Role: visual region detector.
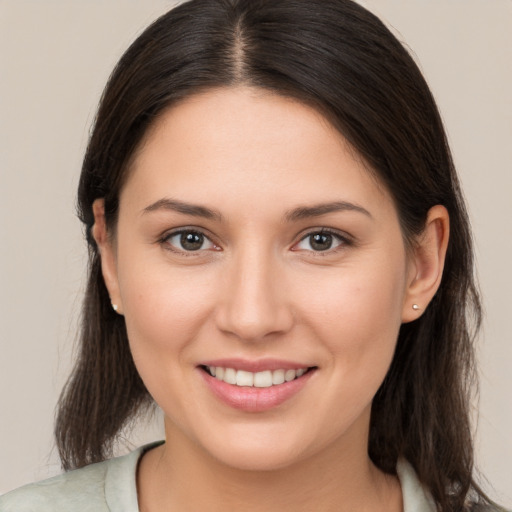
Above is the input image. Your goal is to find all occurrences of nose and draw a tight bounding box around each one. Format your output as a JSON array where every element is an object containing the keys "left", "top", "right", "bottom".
[{"left": 215, "top": 246, "right": 294, "bottom": 342}]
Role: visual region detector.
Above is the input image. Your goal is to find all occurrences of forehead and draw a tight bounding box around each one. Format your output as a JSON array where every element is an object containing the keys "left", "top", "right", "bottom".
[{"left": 122, "top": 86, "right": 395, "bottom": 221}]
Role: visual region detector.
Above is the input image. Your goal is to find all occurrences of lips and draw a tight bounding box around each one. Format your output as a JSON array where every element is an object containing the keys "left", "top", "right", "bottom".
[{"left": 198, "top": 359, "right": 316, "bottom": 412}]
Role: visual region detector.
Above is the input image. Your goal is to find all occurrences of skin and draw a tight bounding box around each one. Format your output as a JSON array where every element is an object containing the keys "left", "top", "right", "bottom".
[{"left": 93, "top": 87, "right": 449, "bottom": 512}]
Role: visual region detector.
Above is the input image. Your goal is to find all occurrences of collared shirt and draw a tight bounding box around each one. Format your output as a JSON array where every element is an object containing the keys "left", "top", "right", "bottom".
[{"left": 0, "top": 442, "right": 437, "bottom": 511}]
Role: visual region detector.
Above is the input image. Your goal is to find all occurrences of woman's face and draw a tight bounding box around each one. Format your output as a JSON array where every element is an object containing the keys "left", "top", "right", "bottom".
[{"left": 101, "top": 87, "right": 420, "bottom": 471}]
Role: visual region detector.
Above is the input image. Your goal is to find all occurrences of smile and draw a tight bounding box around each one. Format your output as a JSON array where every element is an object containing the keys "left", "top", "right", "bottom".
[
  {"left": 199, "top": 360, "right": 317, "bottom": 412},
  {"left": 205, "top": 366, "right": 309, "bottom": 388}
]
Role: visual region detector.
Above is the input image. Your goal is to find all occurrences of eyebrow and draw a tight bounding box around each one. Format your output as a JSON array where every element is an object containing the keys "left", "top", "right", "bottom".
[
  {"left": 142, "top": 198, "right": 223, "bottom": 221},
  {"left": 142, "top": 198, "right": 371, "bottom": 223},
  {"left": 285, "top": 201, "right": 372, "bottom": 222}
]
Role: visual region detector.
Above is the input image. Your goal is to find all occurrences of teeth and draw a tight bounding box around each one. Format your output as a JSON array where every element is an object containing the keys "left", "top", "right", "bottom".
[
  {"left": 206, "top": 366, "right": 309, "bottom": 387},
  {"left": 236, "top": 370, "right": 254, "bottom": 387},
  {"left": 254, "top": 370, "right": 272, "bottom": 388},
  {"left": 224, "top": 368, "right": 237, "bottom": 385},
  {"left": 272, "top": 369, "right": 285, "bottom": 385},
  {"left": 285, "top": 369, "right": 296, "bottom": 382}
]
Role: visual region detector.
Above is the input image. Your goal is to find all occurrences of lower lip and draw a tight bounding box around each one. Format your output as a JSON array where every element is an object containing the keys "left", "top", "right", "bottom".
[{"left": 199, "top": 368, "right": 315, "bottom": 413}]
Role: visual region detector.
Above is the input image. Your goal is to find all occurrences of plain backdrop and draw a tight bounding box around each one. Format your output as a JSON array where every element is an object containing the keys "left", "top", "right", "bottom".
[{"left": 1, "top": 0, "right": 511, "bottom": 505}]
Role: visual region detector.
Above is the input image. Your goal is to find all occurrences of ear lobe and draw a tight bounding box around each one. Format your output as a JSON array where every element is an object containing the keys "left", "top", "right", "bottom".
[
  {"left": 402, "top": 205, "right": 449, "bottom": 323},
  {"left": 92, "top": 199, "right": 124, "bottom": 315}
]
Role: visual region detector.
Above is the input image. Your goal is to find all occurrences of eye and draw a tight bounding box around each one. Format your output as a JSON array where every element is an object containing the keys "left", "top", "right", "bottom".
[
  {"left": 293, "top": 230, "right": 347, "bottom": 252},
  {"left": 164, "top": 230, "right": 218, "bottom": 252}
]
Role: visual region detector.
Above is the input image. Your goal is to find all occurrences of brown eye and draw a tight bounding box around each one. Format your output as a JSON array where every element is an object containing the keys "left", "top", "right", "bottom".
[
  {"left": 309, "top": 233, "right": 334, "bottom": 251},
  {"left": 180, "top": 232, "right": 205, "bottom": 251},
  {"left": 165, "top": 230, "right": 216, "bottom": 252},
  {"left": 294, "top": 230, "right": 346, "bottom": 253}
]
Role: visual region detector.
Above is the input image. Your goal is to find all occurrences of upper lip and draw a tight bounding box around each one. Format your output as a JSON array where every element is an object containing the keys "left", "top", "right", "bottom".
[{"left": 198, "top": 358, "right": 315, "bottom": 373}]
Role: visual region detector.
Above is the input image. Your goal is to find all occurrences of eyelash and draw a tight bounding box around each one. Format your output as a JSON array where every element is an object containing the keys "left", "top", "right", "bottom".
[{"left": 158, "top": 227, "right": 353, "bottom": 256}]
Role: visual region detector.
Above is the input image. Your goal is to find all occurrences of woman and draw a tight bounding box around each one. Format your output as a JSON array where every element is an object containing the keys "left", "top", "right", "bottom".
[{"left": 1, "top": 0, "right": 506, "bottom": 510}]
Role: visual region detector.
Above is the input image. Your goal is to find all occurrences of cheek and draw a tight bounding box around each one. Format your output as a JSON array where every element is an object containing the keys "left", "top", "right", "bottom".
[
  {"left": 299, "top": 255, "right": 406, "bottom": 335},
  {"left": 116, "top": 260, "right": 221, "bottom": 426},
  {"left": 295, "top": 253, "right": 407, "bottom": 380},
  {"left": 292, "top": 267, "right": 405, "bottom": 438},
  {"left": 116, "top": 249, "right": 216, "bottom": 369}
]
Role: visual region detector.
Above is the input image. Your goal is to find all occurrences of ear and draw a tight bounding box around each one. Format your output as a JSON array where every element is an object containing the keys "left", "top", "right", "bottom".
[
  {"left": 402, "top": 205, "right": 449, "bottom": 323},
  {"left": 92, "top": 199, "right": 124, "bottom": 315}
]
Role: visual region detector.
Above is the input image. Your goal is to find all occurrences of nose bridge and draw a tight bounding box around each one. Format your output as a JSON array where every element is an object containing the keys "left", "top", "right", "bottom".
[{"left": 216, "top": 240, "right": 292, "bottom": 341}]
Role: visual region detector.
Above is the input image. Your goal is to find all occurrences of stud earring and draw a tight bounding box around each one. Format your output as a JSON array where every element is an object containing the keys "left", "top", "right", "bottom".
[
  {"left": 412, "top": 304, "right": 420, "bottom": 311},
  {"left": 112, "top": 303, "right": 118, "bottom": 312}
]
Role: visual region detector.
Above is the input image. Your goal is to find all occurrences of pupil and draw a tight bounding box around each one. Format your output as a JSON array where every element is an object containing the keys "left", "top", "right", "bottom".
[
  {"left": 310, "top": 233, "right": 332, "bottom": 251},
  {"left": 181, "top": 232, "right": 203, "bottom": 251}
]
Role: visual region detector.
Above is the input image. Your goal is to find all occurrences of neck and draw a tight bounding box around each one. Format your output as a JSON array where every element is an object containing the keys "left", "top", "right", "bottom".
[{"left": 137, "top": 420, "right": 402, "bottom": 512}]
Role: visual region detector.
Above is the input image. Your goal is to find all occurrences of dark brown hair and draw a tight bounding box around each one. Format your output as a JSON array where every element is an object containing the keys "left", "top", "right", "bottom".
[{"left": 56, "top": 1, "right": 499, "bottom": 510}]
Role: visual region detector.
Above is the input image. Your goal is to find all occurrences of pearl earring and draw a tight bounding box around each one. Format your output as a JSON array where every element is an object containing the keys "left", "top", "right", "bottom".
[
  {"left": 112, "top": 303, "right": 118, "bottom": 312},
  {"left": 412, "top": 304, "right": 420, "bottom": 311}
]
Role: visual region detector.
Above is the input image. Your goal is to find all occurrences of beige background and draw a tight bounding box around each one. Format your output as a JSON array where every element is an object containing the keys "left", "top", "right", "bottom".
[{"left": 0, "top": 0, "right": 510, "bottom": 505}]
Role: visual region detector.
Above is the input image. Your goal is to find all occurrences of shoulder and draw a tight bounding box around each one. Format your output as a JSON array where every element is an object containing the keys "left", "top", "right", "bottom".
[
  {"left": 0, "top": 459, "right": 110, "bottom": 511},
  {"left": 0, "top": 442, "right": 162, "bottom": 512},
  {"left": 397, "top": 460, "right": 509, "bottom": 512}
]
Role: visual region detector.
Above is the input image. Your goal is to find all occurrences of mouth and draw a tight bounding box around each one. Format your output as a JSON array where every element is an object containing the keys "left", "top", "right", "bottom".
[
  {"left": 198, "top": 362, "right": 317, "bottom": 412},
  {"left": 200, "top": 365, "right": 315, "bottom": 388}
]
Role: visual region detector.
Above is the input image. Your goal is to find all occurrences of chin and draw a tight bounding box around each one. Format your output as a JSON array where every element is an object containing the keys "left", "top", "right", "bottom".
[{"left": 190, "top": 418, "right": 340, "bottom": 473}]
